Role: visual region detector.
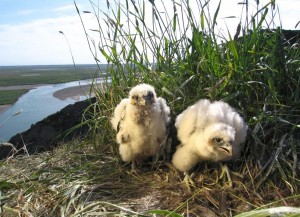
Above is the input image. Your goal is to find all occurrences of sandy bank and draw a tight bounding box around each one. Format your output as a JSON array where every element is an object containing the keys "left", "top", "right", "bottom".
[
  {"left": 53, "top": 85, "right": 96, "bottom": 100},
  {"left": 0, "top": 104, "right": 12, "bottom": 114}
]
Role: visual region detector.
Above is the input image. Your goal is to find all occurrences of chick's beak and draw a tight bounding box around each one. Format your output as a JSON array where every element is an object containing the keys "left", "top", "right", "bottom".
[
  {"left": 139, "top": 98, "right": 146, "bottom": 106},
  {"left": 219, "top": 142, "right": 233, "bottom": 156}
]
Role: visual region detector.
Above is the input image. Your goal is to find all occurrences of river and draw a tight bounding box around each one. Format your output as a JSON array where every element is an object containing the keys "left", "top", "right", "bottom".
[{"left": 0, "top": 80, "right": 94, "bottom": 142}]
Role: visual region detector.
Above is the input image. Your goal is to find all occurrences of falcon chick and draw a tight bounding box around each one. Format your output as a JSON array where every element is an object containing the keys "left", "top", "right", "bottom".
[
  {"left": 172, "top": 99, "right": 247, "bottom": 185},
  {"left": 111, "top": 83, "right": 170, "bottom": 170}
]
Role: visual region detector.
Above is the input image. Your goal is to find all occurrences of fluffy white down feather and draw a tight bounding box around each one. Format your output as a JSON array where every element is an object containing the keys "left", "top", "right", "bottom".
[
  {"left": 111, "top": 83, "right": 170, "bottom": 164},
  {"left": 172, "top": 99, "right": 247, "bottom": 172}
]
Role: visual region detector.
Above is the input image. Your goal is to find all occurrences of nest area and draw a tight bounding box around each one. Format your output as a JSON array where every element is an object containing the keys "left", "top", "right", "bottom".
[{"left": 0, "top": 137, "right": 299, "bottom": 217}]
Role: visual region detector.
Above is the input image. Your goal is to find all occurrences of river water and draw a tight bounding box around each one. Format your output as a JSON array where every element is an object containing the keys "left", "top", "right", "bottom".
[{"left": 0, "top": 80, "right": 92, "bottom": 142}]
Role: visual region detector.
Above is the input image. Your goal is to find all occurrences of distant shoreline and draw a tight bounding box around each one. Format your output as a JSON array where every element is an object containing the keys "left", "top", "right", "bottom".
[
  {"left": 0, "top": 84, "right": 98, "bottom": 114},
  {"left": 0, "top": 84, "right": 46, "bottom": 91}
]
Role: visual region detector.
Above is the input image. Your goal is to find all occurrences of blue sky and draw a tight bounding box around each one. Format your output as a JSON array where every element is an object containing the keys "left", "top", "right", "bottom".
[
  {"left": 0, "top": 0, "right": 299, "bottom": 66},
  {"left": 0, "top": 0, "right": 97, "bottom": 66},
  {"left": 0, "top": 0, "right": 73, "bottom": 24}
]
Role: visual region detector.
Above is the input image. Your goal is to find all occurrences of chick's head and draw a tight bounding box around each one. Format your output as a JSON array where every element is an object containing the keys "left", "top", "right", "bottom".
[
  {"left": 129, "top": 84, "right": 156, "bottom": 106},
  {"left": 202, "top": 123, "right": 237, "bottom": 161}
]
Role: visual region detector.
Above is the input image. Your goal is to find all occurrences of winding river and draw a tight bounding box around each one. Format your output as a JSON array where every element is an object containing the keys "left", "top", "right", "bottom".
[{"left": 0, "top": 80, "right": 93, "bottom": 142}]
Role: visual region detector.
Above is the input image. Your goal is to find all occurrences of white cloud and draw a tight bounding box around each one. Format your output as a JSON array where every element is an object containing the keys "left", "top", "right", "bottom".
[
  {"left": 0, "top": 13, "right": 101, "bottom": 66},
  {"left": 17, "top": 9, "right": 39, "bottom": 16},
  {"left": 52, "top": 5, "right": 77, "bottom": 12},
  {"left": 277, "top": 0, "right": 300, "bottom": 29}
]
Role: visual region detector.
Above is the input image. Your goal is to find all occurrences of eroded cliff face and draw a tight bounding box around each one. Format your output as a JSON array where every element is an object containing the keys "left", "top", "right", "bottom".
[{"left": 0, "top": 98, "right": 96, "bottom": 159}]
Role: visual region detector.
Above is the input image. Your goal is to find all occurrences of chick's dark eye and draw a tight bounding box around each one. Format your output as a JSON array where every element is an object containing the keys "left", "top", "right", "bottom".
[
  {"left": 132, "top": 95, "right": 138, "bottom": 100},
  {"left": 213, "top": 137, "right": 223, "bottom": 143}
]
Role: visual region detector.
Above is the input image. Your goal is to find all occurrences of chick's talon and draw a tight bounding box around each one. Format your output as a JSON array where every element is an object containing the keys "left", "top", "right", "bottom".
[
  {"left": 182, "top": 172, "right": 195, "bottom": 192},
  {"left": 131, "top": 161, "right": 136, "bottom": 172},
  {"left": 219, "top": 163, "right": 243, "bottom": 187}
]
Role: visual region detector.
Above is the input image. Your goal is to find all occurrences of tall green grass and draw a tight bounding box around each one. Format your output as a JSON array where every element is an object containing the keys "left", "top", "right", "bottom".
[
  {"left": 77, "top": 0, "right": 300, "bottom": 213},
  {"left": 81, "top": 0, "right": 299, "bottom": 188}
]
